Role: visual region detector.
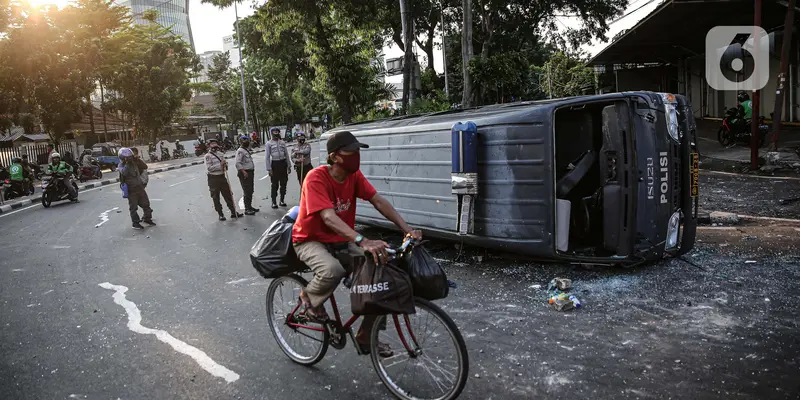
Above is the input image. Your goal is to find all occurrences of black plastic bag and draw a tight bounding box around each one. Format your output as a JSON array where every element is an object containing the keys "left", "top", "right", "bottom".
[
  {"left": 351, "top": 259, "right": 415, "bottom": 316},
  {"left": 403, "top": 245, "right": 449, "bottom": 300},
  {"left": 249, "top": 216, "right": 304, "bottom": 278}
]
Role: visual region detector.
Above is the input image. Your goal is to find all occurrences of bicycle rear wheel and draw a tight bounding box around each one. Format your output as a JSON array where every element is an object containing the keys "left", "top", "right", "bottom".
[
  {"left": 369, "top": 298, "right": 469, "bottom": 400},
  {"left": 266, "top": 274, "right": 329, "bottom": 365}
]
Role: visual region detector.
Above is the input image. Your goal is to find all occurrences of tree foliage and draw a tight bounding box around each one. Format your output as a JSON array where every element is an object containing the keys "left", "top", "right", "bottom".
[{"left": 0, "top": 0, "right": 198, "bottom": 142}]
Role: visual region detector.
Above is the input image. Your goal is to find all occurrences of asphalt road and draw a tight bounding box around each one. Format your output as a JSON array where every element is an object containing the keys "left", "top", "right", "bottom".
[{"left": 0, "top": 157, "right": 798, "bottom": 400}]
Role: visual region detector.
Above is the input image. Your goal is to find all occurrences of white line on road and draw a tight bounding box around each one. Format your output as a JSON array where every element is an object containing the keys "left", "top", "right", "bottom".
[
  {"left": 226, "top": 277, "right": 256, "bottom": 285},
  {"left": 98, "top": 282, "right": 240, "bottom": 383},
  {"left": 169, "top": 177, "right": 199, "bottom": 187},
  {"left": 53, "top": 245, "right": 71, "bottom": 249},
  {"left": 0, "top": 184, "right": 114, "bottom": 218},
  {"left": 259, "top": 175, "right": 269, "bottom": 181},
  {"left": 95, "top": 207, "right": 120, "bottom": 228},
  {"left": 238, "top": 196, "right": 245, "bottom": 211}
]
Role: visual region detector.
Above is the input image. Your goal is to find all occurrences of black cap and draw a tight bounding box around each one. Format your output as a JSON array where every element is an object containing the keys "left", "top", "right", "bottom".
[{"left": 327, "top": 131, "right": 368, "bottom": 154}]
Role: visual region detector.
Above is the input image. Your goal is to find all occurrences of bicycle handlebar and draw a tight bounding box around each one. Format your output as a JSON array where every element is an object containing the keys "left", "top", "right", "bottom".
[{"left": 384, "top": 236, "right": 416, "bottom": 256}]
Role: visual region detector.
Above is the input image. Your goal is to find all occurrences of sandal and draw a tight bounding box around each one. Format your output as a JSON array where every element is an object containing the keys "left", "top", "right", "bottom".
[
  {"left": 356, "top": 341, "right": 394, "bottom": 358},
  {"left": 299, "top": 291, "right": 329, "bottom": 322}
]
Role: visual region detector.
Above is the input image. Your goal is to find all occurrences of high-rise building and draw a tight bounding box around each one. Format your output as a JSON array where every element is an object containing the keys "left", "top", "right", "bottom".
[
  {"left": 222, "top": 35, "right": 240, "bottom": 68},
  {"left": 115, "top": 0, "right": 194, "bottom": 51},
  {"left": 196, "top": 50, "right": 222, "bottom": 83}
]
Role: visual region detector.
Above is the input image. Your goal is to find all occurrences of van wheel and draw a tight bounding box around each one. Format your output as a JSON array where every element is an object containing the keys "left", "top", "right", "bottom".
[{"left": 42, "top": 192, "right": 51, "bottom": 208}]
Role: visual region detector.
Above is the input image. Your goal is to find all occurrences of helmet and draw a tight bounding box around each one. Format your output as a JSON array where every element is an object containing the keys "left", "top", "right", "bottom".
[
  {"left": 207, "top": 138, "right": 218, "bottom": 143},
  {"left": 270, "top": 127, "right": 280, "bottom": 133},
  {"left": 737, "top": 91, "right": 750, "bottom": 103},
  {"left": 175, "top": 140, "right": 180, "bottom": 143},
  {"left": 51, "top": 152, "right": 61, "bottom": 159},
  {"left": 239, "top": 135, "right": 249, "bottom": 141},
  {"left": 118, "top": 147, "right": 133, "bottom": 158},
  {"left": 12, "top": 157, "right": 21, "bottom": 163},
  {"left": 83, "top": 149, "right": 91, "bottom": 155},
  {"left": 295, "top": 132, "right": 306, "bottom": 138}
]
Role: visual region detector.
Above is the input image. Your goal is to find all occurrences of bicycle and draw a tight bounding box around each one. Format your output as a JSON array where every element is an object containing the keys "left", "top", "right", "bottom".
[{"left": 265, "top": 237, "right": 469, "bottom": 400}]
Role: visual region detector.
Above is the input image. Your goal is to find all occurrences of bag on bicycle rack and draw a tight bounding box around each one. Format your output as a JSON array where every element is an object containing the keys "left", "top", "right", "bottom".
[
  {"left": 350, "top": 259, "right": 415, "bottom": 316},
  {"left": 403, "top": 245, "right": 449, "bottom": 301},
  {"left": 249, "top": 215, "right": 303, "bottom": 278}
]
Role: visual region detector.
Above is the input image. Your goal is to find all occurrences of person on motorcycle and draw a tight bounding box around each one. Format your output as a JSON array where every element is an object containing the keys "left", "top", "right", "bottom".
[
  {"left": 46, "top": 152, "right": 78, "bottom": 202},
  {"left": 738, "top": 91, "right": 753, "bottom": 121},
  {"left": 222, "top": 136, "right": 233, "bottom": 151},
  {"left": 80, "top": 149, "right": 101, "bottom": 178},
  {"left": 118, "top": 147, "right": 154, "bottom": 229},
  {"left": 175, "top": 140, "right": 184, "bottom": 153},
  {"left": 292, "top": 130, "right": 422, "bottom": 357},
  {"left": 8, "top": 157, "right": 31, "bottom": 195},
  {"left": 20, "top": 154, "right": 38, "bottom": 179}
]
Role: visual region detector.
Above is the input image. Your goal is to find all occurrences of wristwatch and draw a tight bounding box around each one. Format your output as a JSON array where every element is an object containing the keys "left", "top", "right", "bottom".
[{"left": 354, "top": 235, "right": 364, "bottom": 246}]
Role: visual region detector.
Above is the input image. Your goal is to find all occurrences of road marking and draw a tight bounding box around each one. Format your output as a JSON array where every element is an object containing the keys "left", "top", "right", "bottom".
[
  {"left": 53, "top": 245, "right": 71, "bottom": 249},
  {"left": 12, "top": 269, "right": 23, "bottom": 272},
  {"left": 259, "top": 175, "right": 269, "bottom": 181},
  {"left": 238, "top": 196, "right": 245, "bottom": 211},
  {"left": 95, "top": 207, "right": 120, "bottom": 228},
  {"left": 0, "top": 184, "right": 113, "bottom": 218},
  {"left": 226, "top": 277, "right": 256, "bottom": 285},
  {"left": 98, "top": 282, "right": 240, "bottom": 383},
  {"left": 150, "top": 198, "right": 163, "bottom": 201},
  {"left": 169, "top": 177, "right": 199, "bottom": 187}
]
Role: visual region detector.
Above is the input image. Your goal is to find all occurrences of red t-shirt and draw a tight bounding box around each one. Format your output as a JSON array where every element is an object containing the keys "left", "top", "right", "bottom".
[{"left": 292, "top": 166, "right": 377, "bottom": 243}]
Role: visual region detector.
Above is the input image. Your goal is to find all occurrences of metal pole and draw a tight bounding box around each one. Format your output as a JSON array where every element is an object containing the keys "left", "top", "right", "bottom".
[
  {"left": 770, "top": 0, "right": 795, "bottom": 149},
  {"left": 441, "top": 3, "right": 449, "bottom": 97},
  {"left": 750, "top": 0, "right": 761, "bottom": 169},
  {"left": 234, "top": 2, "right": 250, "bottom": 134}
]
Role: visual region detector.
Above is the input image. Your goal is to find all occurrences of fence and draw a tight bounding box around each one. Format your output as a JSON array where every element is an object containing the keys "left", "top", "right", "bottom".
[{"left": 0, "top": 141, "right": 79, "bottom": 167}]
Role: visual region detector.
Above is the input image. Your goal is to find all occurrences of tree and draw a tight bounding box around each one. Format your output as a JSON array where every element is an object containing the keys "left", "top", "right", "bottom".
[
  {"left": 533, "top": 51, "right": 595, "bottom": 98},
  {"left": 104, "top": 10, "right": 200, "bottom": 142},
  {"left": 461, "top": 0, "right": 474, "bottom": 107}
]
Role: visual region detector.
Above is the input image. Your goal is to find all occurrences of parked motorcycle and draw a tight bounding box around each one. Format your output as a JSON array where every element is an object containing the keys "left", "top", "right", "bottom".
[
  {"left": 718, "top": 107, "right": 769, "bottom": 148},
  {"left": 194, "top": 142, "right": 207, "bottom": 156},
  {"left": 77, "top": 160, "right": 103, "bottom": 182},
  {"left": 41, "top": 173, "right": 78, "bottom": 207}
]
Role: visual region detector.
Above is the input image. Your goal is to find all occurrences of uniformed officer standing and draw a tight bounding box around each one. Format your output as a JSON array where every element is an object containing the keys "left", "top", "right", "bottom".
[
  {"left": 235, "top": 135, "right": 259, "bottom": 215},
  {"left": 205, "top": 138, "right": 243, "bottom": 221},
  {"left": 265, "top": 127, "right": 290, "bottom": 209}
]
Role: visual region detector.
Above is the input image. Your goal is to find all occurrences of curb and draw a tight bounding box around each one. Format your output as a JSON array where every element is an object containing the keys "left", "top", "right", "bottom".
[{"left": 0, "top": 149, "right": 265, "bottom": 215}]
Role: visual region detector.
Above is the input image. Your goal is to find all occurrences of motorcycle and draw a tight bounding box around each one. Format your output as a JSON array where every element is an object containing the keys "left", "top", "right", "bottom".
[
  {"left": 3, "top": 179, "right": 34, "bottom": 199},
  {"left": 222, "top": 141, "right": 233, "bottom": 152},
  {"left": 194, "top": 142, "right": 207, "bottom": 156},
  {"left": 173, "top": 148, "right": 188, "bottom": 159},
  {"left": 41, "top": 173, "right": 78, "bottom": 207},
  {"left": 718, "top": 107, "right": 769, "bottom": 148},
  {"left": 160, "top": 147, "right": 171, "bottom": 161},
  {"left": 77, "top": 160, "right": 103, "bottom": 182}
]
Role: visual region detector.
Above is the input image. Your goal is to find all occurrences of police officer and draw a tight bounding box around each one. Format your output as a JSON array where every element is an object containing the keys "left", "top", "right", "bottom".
[
  {"left": 235, "top": 135, "right": 259, "bottom": 215},
  {"left": 204, "top": 138, "right": 243, "bottom": 221},
  {"left": 266, "top": 127, "right": 290, "bottom": 208},
  {"left": 291, "top": 132, "right": 313, "bottom": 188}
]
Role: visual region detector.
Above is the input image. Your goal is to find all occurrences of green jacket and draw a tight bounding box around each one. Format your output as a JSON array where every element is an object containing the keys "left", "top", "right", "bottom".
[
  {"left": 46, "top": 161, "right": 73, "bottom": 175},
  {"left": 9, "top": 163, "right": 25, "bottom": 181},
  {"left": 740, "top": 100, "right": 753, "bottom": 120}
]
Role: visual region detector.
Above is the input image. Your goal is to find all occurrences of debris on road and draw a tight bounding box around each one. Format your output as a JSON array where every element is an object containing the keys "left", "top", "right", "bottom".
[{"left": 547, "top": 278, "right": 572, "bottom": 291}]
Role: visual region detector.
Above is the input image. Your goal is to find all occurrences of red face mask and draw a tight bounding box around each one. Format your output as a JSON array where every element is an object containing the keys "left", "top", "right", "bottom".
[{"left": 337, "top": 151, "right": 360, "bottom": 173}]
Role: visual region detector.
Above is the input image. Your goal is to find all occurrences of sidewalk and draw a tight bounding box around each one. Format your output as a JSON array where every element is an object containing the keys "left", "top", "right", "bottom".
[
  {"left": 0, "top": 148, "right": 265, "bottom": 214},
  {"left": 696, "top": 118, "right": 800, "bottom": 175}
]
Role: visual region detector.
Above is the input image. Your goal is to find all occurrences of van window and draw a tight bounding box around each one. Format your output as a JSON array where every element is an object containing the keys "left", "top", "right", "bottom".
[{"left": 92, "top": 147, "right": 103, "bottom": 156}]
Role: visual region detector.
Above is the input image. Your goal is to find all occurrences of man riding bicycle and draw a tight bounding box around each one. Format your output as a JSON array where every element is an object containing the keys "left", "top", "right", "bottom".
[{"left": 292, "top": 130, "right": 422, "bottom": 357}]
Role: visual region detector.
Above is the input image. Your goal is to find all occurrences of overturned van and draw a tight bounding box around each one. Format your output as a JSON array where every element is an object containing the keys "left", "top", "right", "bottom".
[{"left": 320, "top": 92, "right": 699, "bottom": 265}]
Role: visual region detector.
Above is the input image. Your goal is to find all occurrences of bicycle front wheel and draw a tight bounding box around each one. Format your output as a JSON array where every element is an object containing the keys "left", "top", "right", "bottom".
[
  {"left": 370, "top": 298, "right": 469, "bottom": 400},
  {"left": 266, "top": 274, "right": 329, "bottom": 366}
]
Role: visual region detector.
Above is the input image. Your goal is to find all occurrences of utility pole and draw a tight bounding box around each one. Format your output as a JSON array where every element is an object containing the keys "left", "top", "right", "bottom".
[
  {"left": 750, "top": 0, "right": 762, "bottom": 169},
  {"left": 441, "top": 2, "right": 449, "bottom": 97},
  {"left": 400, "top": 0, "right": 412, "bottom": 112},
  {"left": 234, "top": 2, "right": 250, "bottom": 134},
  {"left": 769, "top": 0, "right": 795, "bottom": 150},
  {"left": 461, "top": 0, "right": 473, "bottom": 107}
]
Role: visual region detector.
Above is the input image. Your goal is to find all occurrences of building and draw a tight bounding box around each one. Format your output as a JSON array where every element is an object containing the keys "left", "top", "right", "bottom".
[
  {"left": 195, "top": 50, "right": 222, "bottom": 94},
  {"left": 589, "top": 0, "right": 797, "bottom": 124},
  {"left": 115, "top": 0, "right": 194, "bottom": 51},
  {"left": 223, "top": 35, "right": 240, "bottom": 68}
]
